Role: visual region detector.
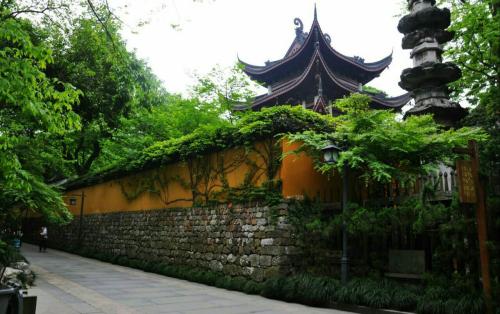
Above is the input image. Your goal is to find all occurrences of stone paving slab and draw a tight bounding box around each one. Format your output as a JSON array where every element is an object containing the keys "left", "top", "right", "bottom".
[{"left": 21, "top": 244, "right": 352, "bottom": 314}]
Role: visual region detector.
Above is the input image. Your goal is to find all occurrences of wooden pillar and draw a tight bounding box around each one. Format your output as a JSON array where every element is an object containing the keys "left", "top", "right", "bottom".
[
  {"left": 468, "top": 141, "right": 492, "bottom": 313},
  {"left": 456, "top": 140, "right": 492, "bottom": 313}
]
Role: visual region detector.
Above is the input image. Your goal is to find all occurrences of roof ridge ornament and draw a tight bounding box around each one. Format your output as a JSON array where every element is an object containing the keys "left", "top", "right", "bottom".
[
  {"left": 314, "top": 3, "right": 318, "bottom": 21},
  {"left": 324, "top": 34, "right": 332, "bottom": 44},
  {"left": 353, "top": 56, "right": 365, "bottom": 63},
  {"left": 294, "top": 18, "right": 304, "bottom": 36}
]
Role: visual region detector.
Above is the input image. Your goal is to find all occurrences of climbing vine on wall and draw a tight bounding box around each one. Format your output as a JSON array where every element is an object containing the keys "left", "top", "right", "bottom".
[
  {"left": 65, "top": 106, "right": 335, "bottom": 191},
  {"left": 119, "top": 140, "right": 284, "bottom": 207},
  {"left": 118, "top": 174, "right": 158, "bottom": 201},
  {"left": 66, "top": 106, "right": 332, "bottom": 207}
]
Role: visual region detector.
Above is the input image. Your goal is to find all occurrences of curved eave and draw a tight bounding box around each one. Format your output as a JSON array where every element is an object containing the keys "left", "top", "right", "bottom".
[
  {"left": 245, "top": 48, "right": 408, "bottom": 111},
  {"left": 238, "top": 58, "right": 280, "bottom": 71},
  {"left": 250, "top": 49, "right": 322, "bottom": 109},
  {"left": 317, "top": 51, "right": 408, "bottom": 109},
  {"left": 240, "top": 18, "right": 393, "bottom": 83},
  {"left": 369, "top": 92, "right": 411, "bottom": 110},
  {"left": 315, "top": 22, "right": 393, "bottom": 73}
]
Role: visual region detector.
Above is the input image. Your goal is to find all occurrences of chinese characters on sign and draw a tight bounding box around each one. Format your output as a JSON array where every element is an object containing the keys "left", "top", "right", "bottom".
[{"left": 456, "top": 160, "right": 476, "bottom": 204}]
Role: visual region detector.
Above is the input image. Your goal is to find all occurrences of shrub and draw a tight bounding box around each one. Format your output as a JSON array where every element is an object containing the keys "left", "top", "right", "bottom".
[
  {"left": 262, "top": 274, "right": 340, "bottom": 306},
  {"left": 226, "top": 276, "right": 248, "bottom": 291},
  {"left": 243, "top": 280, "right": 263, "bottom": 295},
  {"left": 391, "top": 288, "right": 418, "bottom": 311},
  {"left": 261, "top": 276, "right": 285, "bottom": 299},
  {"left": 416, "top": 290, "right": 484, "bottom": 314}
]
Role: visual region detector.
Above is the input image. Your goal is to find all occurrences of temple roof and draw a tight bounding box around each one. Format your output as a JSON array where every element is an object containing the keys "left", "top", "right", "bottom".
[
  {"left": 235, "top": 47, "right": 411, "bottom": 111},
  {"left": 237, "top": 6, "right": 410, "bottom": 113},
  {"left": 239, "top": 7, "right": 393, "bottom": 86}
]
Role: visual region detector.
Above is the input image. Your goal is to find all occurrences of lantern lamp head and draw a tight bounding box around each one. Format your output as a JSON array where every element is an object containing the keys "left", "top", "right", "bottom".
[{"left": 322, "top": 141, "right": 341, "bottom": 164}]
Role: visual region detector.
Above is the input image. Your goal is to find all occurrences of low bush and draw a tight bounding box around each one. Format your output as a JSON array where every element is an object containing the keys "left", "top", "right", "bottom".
[{"left": 242, "top": 280, "right": 263, "bottom": 295}]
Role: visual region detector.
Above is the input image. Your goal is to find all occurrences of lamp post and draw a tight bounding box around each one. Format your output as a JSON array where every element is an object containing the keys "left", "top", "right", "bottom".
[{"left": 322, "top": 141, "right": 349, "bottom": 284}]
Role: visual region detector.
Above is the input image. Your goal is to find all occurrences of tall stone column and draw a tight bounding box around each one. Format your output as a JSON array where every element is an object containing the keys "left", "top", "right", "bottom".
[{"left": 398, "top": 0, "right": 467, "bottom": 127}]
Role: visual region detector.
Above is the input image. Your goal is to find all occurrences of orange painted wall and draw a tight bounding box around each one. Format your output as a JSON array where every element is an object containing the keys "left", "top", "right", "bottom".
[
  {"left": 65, "top": 141, "right": 341, "bottom": 215},
  {"left": 65, "top": 144, "right": 272, "bottom": 215},
  {"left": 281, "top": 141, "right": 341, "bottom": 202}
]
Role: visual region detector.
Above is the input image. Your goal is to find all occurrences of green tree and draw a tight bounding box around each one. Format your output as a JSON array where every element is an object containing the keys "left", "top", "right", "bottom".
[
  {"left": 191, "top": 63, "right": 258, "bottom": 123},
  {"left": 92, "top": 63, "right": 254, "bottom": 171},
  {"left": 287, "top": 93, "right": 486, "bottom": 183},
  {"left": 443, "top": 0, "right": 499, "bottom": 112},
  {"left": 437, "top": 0, "right": 500, "bottom": 286},
  {"left": 0, "top": 4, "right": 80, "bottom": 226},
  {"left": 441, "top": 0, "right": 499, "bottom": 173},
  {"left": 286, "top": 94, "right": 487, "bottom": 284},
  {"left": 46, "top": 13, "right": 164, "bottom": 175},
  {"left": 361, "top": 85, "right": 388, "bottom": 97},
  {"left": 93, "top": 94, "right": 229, "bottom": 170}
]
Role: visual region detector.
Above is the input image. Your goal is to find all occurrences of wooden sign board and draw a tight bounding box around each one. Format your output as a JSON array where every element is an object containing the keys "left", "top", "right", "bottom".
[{"left": 456, "top": 160, "right": 476, "bottom": 203}]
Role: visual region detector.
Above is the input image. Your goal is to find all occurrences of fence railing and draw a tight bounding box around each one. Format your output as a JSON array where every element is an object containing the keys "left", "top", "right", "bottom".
[{"left": 378, "top": 165, "right": 458, "bottom": 205}]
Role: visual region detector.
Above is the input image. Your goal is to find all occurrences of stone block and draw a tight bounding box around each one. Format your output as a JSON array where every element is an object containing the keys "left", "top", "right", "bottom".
[
  {"left": 264, "top": 266, "right": 281, "bottom": 278},
  {"left": 249, "top": 254, "right": 259, "bottom": 267},
  {"left": 250, "top": 268, "right": 265, "bottom": 282},
  {"left": 261, "top": 245, "right": 284, "bottom": 256},
  {"left": 222, "top": 264, "right": 240, "bottom": 276},
  {"left": 242, "top": 266, "right": 255, "bottom": 276},
  {"left": 239, "top": 255, "right": 249, "bottom": 266},
  {"left": 259, "top": 255, "right": 272, "bottom": 267},
  {"left": 260, "top": 238, "right": 274, "bottom": 246},
  {"left": 256, "top": 218, "right": 267, "bottom": 226},
  {"left": 209, "top": 260, "right": 223, "bottom": 272},
  {"left": 271, "top": 256, "right": 288, "bottom": 266},
  {"left": 227, "top": 254, "right": 237, "bottom": 263},
  {"left": 284, "top": 246, "right": 302, "bottom": 255}
]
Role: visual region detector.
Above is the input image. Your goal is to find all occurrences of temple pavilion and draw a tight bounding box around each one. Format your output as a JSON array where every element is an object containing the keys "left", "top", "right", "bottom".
[{"left": 237, "top": 7, "right": 411, "bottom": 114}]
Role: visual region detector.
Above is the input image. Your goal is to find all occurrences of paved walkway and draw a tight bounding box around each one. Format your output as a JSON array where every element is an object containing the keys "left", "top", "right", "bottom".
[{"left": 21, "top": 244, "right": 352, "bottom": 314}]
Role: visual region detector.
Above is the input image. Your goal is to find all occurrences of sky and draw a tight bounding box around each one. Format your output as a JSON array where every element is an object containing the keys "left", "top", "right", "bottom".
[{"left": 109, "top": 0, "right": 411, "bottom": 97}]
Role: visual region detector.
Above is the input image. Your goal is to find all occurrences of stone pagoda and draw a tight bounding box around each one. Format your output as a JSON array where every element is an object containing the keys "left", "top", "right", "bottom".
[
  {"left": 237, "top": 6, "right": 411, "bottom": 114},
  {"left": 398, "top": 0, "right": 467, "bottom": 126}
]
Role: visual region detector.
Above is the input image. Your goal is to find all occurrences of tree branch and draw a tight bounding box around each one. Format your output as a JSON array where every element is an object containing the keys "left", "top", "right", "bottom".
[{"left": 85, "top": 0, "right": 116, "bottom": 47}]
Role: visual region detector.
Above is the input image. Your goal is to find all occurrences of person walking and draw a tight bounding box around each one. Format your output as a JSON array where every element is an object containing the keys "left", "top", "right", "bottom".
[{"left": 39, "top": 226, "right": 48, "bottom": 252}]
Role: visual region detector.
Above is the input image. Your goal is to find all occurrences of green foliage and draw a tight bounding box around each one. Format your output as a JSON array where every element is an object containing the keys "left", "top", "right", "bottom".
[
  {"left": 262, "top": 274, "right": 339, "bottom": 306},
  {"left": 93, "top": 94, "right": 229, "bottom": 171},
  {"left": 262, "top": 273, "right": 485, "bottom": 314},
  {"left": 442, "top": 0, "right": 499, "bottom": 114},
  {"left": 66, "top": 105, "right": 334, "bottom": 190},
  {"left": 46, "top": 13, "right": 165, "bottom": 175},
  {"left": 0, "top": 240, "right": 16, "bottom": 267},
  {"left": 191, "top": 63, "right": 258, "bottom": 123},
  {"left": 417, "top": 275, "right": 485, "bottom": 314},
  {"left": 341, "top": 197, "right": 450, "bottom": 236},
  {"left": 0, "top": 5, "right": 79, "bottom": 226},
  {"left": 442, "top": 0, "right": 500, "bottom": 198},
  {"left": 287, "top": 198, "right": 337, "bottom": 239},
  {"left": 287, "top": 93, "right": 487, "bottom": 184},
  {"left": 94, "top": 63, "right": 254, "bottom": 173},
  {"left": 361, "top": 85, "right": 388, "bottom": 97}
]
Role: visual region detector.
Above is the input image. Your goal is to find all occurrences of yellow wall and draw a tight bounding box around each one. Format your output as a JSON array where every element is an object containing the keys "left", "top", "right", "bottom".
[
  {"left": 281, "top": 141, "right": 341, "bottom": 202},
  {"left": 65, "top": 141, "right": 340, "bottom": 215}
]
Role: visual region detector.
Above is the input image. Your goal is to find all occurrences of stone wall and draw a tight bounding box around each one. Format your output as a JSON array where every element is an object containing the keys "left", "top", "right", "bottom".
[{"left": 25, "top": 203, "right": 304, "bottom": 282}]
